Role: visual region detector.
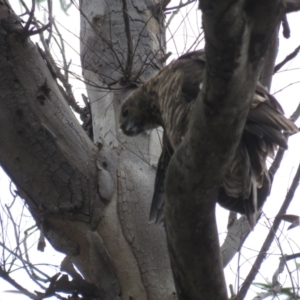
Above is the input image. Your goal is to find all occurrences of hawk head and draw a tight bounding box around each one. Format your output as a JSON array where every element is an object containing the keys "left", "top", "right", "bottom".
[{"left": 120, "top": 86, "right": 162, "bottom": 136}]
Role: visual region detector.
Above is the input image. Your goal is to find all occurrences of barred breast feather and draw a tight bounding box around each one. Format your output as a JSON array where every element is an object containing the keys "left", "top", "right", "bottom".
[{"left": 119, "top": 49, "right": 298, "bottom": 227}]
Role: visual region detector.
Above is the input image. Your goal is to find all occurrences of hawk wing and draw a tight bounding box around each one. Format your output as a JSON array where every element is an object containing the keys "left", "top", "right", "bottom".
[
  {"left": 149, "top": 132, "right": 173, "bottom": 224},
  {"left": 149, "top": 52, "right": 205, "bottom": 224},
  {"left": 149, "top": 50, "right": 298, "bottom": 227}
]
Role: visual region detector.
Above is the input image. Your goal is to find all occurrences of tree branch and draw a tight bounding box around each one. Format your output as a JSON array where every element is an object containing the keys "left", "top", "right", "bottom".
[
  {"left": 286, "top": 0, "right": 300, "bottom": 13},
  {"left": 165, "top": 0, "right": 196, "bottom": 12},
  {"left": 122, "top": 0, "right": 133, "bottom": 79},
  {"left": 23, "top": 0, "right": 36, "bottom": 33},
  {"left": 281, "top": 14, "right": 290, "bottom": 38},
  {"left": 164, "top": 1, "right": 285, "bottom": 299},
  {"left": 0, "top": 3, "right": 120, "bottom": 298},
  {"left": 221, "top": 216, "right": 250, "bottom": 268},
  {"left": 260, "top": 26, "right": 280, "bottom": 90},
  {"left": 0, "top": 266, "right": 37, "bottom": 299},
  {"left": 274, "top": 45, "right": 300, "bottom": 73},
  {"left": 236, "top": 162, "right": 300, "bottom": 300}
]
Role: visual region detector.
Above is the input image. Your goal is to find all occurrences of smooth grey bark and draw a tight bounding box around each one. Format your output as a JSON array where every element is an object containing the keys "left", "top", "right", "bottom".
[
  {"left": 221, "top": 216, "right": 250, "bottom": 268},
  {"left": 79, "top": 1, "right": 176, "bottom": 299},
  {"left": 164, "top": 1, "right": 285, "bottom": 299}
]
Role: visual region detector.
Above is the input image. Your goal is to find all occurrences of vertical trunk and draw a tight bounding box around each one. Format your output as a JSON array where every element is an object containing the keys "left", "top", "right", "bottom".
[{"left": 80, "top": 1, "right": 175, "bottom": 299}]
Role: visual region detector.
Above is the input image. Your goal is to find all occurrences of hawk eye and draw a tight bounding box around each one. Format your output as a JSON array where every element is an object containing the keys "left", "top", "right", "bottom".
[{"left": 122, "top": 108, "right": 129, "bottom": 118}]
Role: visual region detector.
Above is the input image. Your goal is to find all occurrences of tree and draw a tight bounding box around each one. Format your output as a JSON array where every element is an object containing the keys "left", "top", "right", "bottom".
[{"left": 0, "top": 0, "right": 300, "bottom": 299}]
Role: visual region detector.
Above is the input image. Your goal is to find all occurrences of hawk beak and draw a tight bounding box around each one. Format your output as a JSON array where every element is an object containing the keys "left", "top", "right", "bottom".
[
  {"left": 125, "top": 121, "right": 135, "bottom": 132},
  {"left": 121, "top": 121, "right": 144, "bottom": 136}
]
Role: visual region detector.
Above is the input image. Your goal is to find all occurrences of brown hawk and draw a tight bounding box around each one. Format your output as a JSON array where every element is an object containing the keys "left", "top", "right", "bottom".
[{"left": 119, "top": 50, "right": 298, "bottom": 227}]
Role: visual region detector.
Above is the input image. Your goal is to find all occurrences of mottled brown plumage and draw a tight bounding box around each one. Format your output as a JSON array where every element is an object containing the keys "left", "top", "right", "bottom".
[{"left": 119, "top": 50, "right": 298, "bottom": 227}]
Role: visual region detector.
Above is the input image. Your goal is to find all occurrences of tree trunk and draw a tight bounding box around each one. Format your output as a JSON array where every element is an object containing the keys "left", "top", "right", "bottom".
[
  {"left": 80, "top": 0, "right": 175, "bottom": 299},
  {"left": 164, "top": 1, "right": 285, "bottom": 299}
]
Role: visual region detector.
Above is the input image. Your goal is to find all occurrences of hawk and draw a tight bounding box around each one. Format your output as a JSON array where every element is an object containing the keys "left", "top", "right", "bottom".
[{"left": 119, "top": 50, "right": 298, "bottom": 227}]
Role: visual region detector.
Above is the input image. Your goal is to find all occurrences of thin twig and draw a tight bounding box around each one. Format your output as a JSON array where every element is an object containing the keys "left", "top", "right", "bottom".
[
  {"left": 272, "top": 228, "right": 296, "bottom": 297},
  {"left": 46, "top": 0, "right": 53, "bottom": 45},
  {"left": 285, "top": 0, "right": 300, "bottom": 13},
  {"left": 161, "top": 0, "right": 172, "bottom": 10},
  {"left": 252, "top": 253, "right": 300, "bottom": 299},
  {"left": 23, "top": 0, "right": 36, "bottom": 33},
  {"left": 25, "top": 23, "right": 51, "bottom": 37},
  {"left": 0, "top": 240, "right": 52, "bottom": 279},
  {"left": 186, "top": 31, "right": 204, "bottom": 53},
  {"left": 35, "top": 44, "right": 85, "bottom": 119},
  {"left": 19, "top": 0, "right": 51, "bottom": 39},
  {"left": 122, "top": 0, "right": 133, "bottom": 79},
  {"left": 269, "top": 100, "right": 300, "bottom": 176},
  {"left": 23, "top": 229, "right": 48, "bottom": 288},
  {"left": 5, "top": 205, "right": 21, "bottom": 258},
  {"left": 274, "top": 45, "right": 300, "bottom": 73},
  {"left": 286, "top": 252, "right": 300, "bottom": 260},
  {"left": 0, "top": 266, "right": 37, "bottom": 299},
  {"left": 281, "top": 14, "right": 290, "bottom": 38},
  {"left": 166, "top": 1, "right": 182, "bottom": 28},
  {"left": 165, "top": 0, "right": 196, "bottom": 12},
  {"left": 290, "top": 100, "right": 300, "bottom": 123},
  {"left": 236, "top": 163, "right": 300, "bottom": 300},
  {"left": 51, "top": 19, "right": 69, "bottom": 79}
]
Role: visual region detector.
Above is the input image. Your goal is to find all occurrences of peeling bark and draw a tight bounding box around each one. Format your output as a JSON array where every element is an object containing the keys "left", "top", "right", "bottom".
[
  {"left": 0, "top": 1, "right": 120, "bottom": 298},
  {"left": 80, "top": 0, "right": 176, "bottom": 299}
]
